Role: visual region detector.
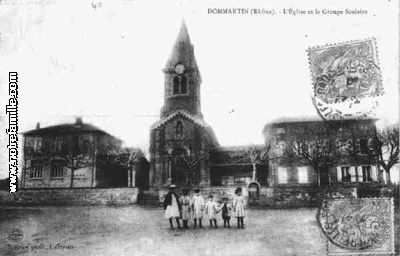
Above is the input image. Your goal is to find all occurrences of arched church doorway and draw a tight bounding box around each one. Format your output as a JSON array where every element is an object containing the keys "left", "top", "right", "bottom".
[
  {"left": 171, "top": 161, "right": 187, "bottom": 186},
  {"left": 170, "top": 147, "right": 189, "bottom": 186}
]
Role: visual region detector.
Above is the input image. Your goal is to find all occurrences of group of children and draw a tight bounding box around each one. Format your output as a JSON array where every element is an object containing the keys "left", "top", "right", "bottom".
[{"left": 163, "top": 185, "right": 246, "bottom": 230}]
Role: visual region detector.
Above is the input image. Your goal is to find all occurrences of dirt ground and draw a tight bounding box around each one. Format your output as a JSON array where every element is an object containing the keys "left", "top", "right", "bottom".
[{"left": 0, "top": 205, "right": 368, "bottom": 256}]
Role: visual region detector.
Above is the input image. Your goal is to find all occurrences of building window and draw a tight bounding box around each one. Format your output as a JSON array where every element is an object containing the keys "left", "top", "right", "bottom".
[
  {"left": 180, "top": 76, "right": 187, "bottom": 94},
  {"left": 341, "top": 166, "right": 351, "bottom": 182},
  {"left": 276, "top": 141, "right": 285, "bottom": 156},
  {"left": 33, "top": 137, "right": 42, "bottom": 152},
  {"left": 278, "top": 167, "right": 288, "bottom": 184},
  {"left": 173, "top": 76, "right": 180, "bottom": 94},
  {"left": 297, "top": 166, "right": 308, "bottom": 183},
  {"left": 30, "top": 164, "right": 43, "bottom": 179},
  {"left": 172, "top": 75, "right": 188, "bottom": 95},
  {"left": 54, "top": 136, "right": 63, "bottom": 153},
  {"left": 163, "top": 158, "right": 173, "bottom": 183},
  {"left": 51, "top": 164, "right": 64, "bottom": 178},
  {"left": 359, "top": 138, "right": 368, "bottom": 154},
  {"left": 362, "top": 166, "right": 372, "bottom": 182},
  {"left": 72, "top": 135, "right": 91, "bottom": 154},
  {"left": 175, "top": 121, "right": 184, "bottom": 138}
]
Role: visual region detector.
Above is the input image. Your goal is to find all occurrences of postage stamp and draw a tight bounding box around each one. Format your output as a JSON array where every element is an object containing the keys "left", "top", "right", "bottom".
[
  {"left": 317, "top": 198, "right": 395, "bottom": 256},
  {"left": 307, "top": 38, "right": 383, "bottom": 120}
]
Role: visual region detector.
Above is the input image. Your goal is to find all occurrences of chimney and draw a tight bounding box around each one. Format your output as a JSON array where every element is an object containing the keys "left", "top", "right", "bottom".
[
  {"left": 36, "top": 122, "right": 40, "bottom": 129},
  {"left": 75, "top": 117, "right": 83, "bottom": 126}
]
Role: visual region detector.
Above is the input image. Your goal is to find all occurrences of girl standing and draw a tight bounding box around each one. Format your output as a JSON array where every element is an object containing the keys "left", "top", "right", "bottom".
[
  {"left": 163, "top": 184, "right": 181, "bottom": 229},
  {"left": 233, "top": 187, "right": 246, "bottom": 229},
  {"left": 191, "top": 188, "right": 204, "bottom": 228},
  {"left": 205, "top": 195, "right": 218, "bottom": 228},
  {"left": 180, "top": 188, "right": 191, "bottom": 229}
]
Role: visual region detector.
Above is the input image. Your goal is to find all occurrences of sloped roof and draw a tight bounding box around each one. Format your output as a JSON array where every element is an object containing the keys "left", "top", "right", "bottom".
[
  {"left": 151, "top": 110, "right": 220, "bottom": 147},
  {"left": 263, "top": 116, "right": 377, "bottom": 133},
  {"left": 210, "top": 147, "right": 250, "bottom": 165},
  {"left": 210, "top": 145, "right": 265, "bottom": 165},
  {"left": 267, "top": 116, "right": 322, "bottom": 124},
  {"left": 176, "top": 20, "right": 191, "bottom": 45},
  {"left": 150, "top": 110, "right": 210, "bottom": 130},
  {"left": 23, "top": 121, "right": 113, "bottom": 137},
  {"left": 164, "top": 21, "right": 201, "bottom": 80},
  {"left": 217, "top": 145, "right": 264, "bottom": 152}
]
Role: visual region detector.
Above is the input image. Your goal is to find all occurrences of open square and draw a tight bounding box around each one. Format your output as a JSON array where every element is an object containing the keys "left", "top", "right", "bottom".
[{"left": 0, "top": 206, "right": 326, "bottom": 256}]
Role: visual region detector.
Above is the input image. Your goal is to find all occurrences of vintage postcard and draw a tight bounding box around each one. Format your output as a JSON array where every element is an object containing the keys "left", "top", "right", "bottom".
[{"left": 0, "top": 0, "right": 399, "bottom": 255}]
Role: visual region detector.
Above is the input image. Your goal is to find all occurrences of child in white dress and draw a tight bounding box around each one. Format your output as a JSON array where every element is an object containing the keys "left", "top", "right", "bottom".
[
  {"left": 191, "top": 188, "right": 204, "bottom": 228},
  {"left": 180, "top": 188, "right": 191, "bottom": 229},
  {"left": 163, "top": 184, "right": 181, "bottom": 229},
  {"left": 233, "top": 187, "right": 246, "bottom": 229},
  {"left": 205, "top": 195, "right": 219, "bottom": 228}
]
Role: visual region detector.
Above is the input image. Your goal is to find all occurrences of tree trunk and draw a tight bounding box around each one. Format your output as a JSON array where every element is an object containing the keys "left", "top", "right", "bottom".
[
  {"left": 252, "top": 163, "right": 257, "bottom": 181},
  {"left": 378, "top": 169, "right": 383, "bottom": 184},
  {"left": 127, "top": 167, "right": 132, "bottom": 187},
  {"left": 328, "top": 171, "right": 331, "bottom": 186},
  {"left": 385, "top": 168, "right": 391, "bottom": 185},
  {"left": 355, "top": 166, "right": 359, "bottom": 184},
  {"left": 70, "top": 168, "right": 74, "bottom": 188}
]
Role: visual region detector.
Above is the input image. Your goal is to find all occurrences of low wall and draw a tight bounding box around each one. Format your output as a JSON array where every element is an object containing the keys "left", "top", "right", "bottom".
[
  {"left": 155, "top": 185, "right": 357, "bottom": 208},
  {"left": 0, "top": 187, "right": 139, "bottom": 206},
  {"left": 259, "top": 185, "right": 357, "bottom": 208}
]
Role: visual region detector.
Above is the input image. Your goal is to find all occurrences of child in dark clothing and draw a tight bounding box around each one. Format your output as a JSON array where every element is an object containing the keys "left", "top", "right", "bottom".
[{"left": 218, "top": 197, "right": 232, "bottom": 228}]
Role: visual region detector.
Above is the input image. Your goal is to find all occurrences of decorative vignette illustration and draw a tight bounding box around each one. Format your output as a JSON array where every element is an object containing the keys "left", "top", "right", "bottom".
[
  {"left": 307, "top": 38, "right": 383, "bottom": 120},
  {"left": 317, "top": 198, "right": 395, "bottom": 256}
]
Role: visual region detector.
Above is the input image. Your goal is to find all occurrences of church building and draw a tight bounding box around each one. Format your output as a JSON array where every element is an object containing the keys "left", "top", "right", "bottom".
[
  {"left": 148, "top": 22, "right": 264, "bottom": 190},
  {"left": 149, "top": 22, "right": 219, "bottom": 188}
]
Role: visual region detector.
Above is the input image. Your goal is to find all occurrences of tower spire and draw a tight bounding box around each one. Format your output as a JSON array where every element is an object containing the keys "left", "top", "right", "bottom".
[
  {"left": 161, "top": 21, "right": 203, "bottom": 119},
  {"left": 176, "top": 20, "right": 191, "bottom": 44},
  {"left": 164, "top": 20, "right": 199, "bottom": 74}
]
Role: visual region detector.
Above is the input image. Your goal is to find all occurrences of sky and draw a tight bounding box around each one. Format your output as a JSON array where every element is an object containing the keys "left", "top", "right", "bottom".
[{"left": 0, "top": 0, "right": 399, "bottom": 179}]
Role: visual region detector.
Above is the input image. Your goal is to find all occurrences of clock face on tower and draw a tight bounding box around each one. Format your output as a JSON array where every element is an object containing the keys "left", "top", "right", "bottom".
[{"left": 175, "top": 64, "right": 185, "bottom": 74}]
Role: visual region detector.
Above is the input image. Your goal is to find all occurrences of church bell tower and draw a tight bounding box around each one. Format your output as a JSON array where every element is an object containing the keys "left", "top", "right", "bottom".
[
  {"left": 149, "top": 21, "right": 217, "bottom": 188},
  {"left": 160, "top": 21, "right": 203, "bottom": 119}
]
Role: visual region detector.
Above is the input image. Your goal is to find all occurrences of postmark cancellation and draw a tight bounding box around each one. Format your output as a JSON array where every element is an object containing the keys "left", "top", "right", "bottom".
[
  {"left": 318, "top": 198, "right": 395, "bottom": 256},
  {"left": 307, "top": 38, "right": 383, "bottom": 120}
]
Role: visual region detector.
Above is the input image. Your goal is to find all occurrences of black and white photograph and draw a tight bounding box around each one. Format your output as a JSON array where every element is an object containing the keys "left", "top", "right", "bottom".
[{"left": 0, "top": 0, "right": 399, "bottom": 255}]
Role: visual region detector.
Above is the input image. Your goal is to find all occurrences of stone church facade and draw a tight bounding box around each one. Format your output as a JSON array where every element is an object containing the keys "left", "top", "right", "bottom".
[
  {"left": 149, "top": 22, "right": 219, "bottom": 188},
  {"left": 149, "top": 23, "right": 266, "bottom": 190}
]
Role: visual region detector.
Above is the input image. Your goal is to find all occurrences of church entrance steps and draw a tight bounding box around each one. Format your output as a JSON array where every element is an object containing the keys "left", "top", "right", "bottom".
[{"left": 137, "top": 190, "right": 162, "bottom": 206}]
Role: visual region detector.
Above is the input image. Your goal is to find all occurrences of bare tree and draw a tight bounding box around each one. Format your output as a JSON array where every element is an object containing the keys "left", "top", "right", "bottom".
[
  {"left": 51, "top": 135, "right": 94, "bottom": 188},
  {"left": 100, "top": 146, "right": 145, "bottom": 169},
  {"left": 23, "top": 134, "right": 94, "bottom": 188},
  {"left": 172, "top": 147, "right": 207, "bottom": 185},
  {"left": 284, "top": 133, "right": 340, "bottom": 186},
  {"left": 247, "top": 145, "right": 271, "bottom": 182},
  {"left": 368, "top": 124, "right": 399, "bottom": 184}
]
